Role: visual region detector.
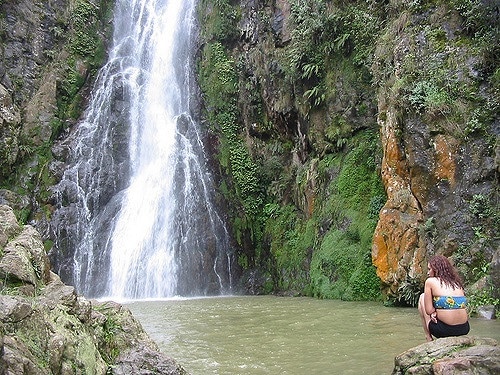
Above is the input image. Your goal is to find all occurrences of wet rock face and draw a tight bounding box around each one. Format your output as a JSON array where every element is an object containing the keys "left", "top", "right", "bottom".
[
  {"left": 0, "top": 204, "right": 21, "bottom": 248},
  {"left": 0, "top": 0, "right": 70, "bottom": 186},
  {"left": 0, "top": 0, "right": 114, "bottom": 187},
  {"left": 0, "top": 0, "right": 74, "bottom": 99},
  {"left": 0, "top": 83, "right": 21, "bottom": 178},
  {"left": 373, "top": 107, "right": 499, "bottom": 297},
  {"left": 393, "top": 336, "right": 500, "bottom": 375},
  {"left": 371, "top": 4, "right": 499, "bottom": 297},
  {"left": 372, "top": 109, "right": 426, "bottom": 295},
  {"left": 0, "top": 205, "right": 189, "bottom": 375}
]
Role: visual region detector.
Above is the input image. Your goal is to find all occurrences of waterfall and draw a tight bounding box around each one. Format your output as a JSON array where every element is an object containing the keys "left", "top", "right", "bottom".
[{"left": 49, "top": 0, "right": 235, "bottom": 299}]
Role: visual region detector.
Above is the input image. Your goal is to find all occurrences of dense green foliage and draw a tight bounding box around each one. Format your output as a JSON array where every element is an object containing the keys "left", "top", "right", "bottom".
[
  {"left": 285, "top": 0, "right": 381, "bottom": 108},
  {"left": 374, "top": 0, "right": 499, "bottom": 142},
  {"left": 56, "top": 0, "right": 111, "bottom": 136},
  {"left": 198, "top": 32, "right": 265, "bottom": 263},
  {"left": 306, "top": 133, "right": 385, "bottom": 300},
  {"left": 197, "top": 0, "right": 387, "bottom": 299},
  {"left": 196, "top": 0, "right": 498, "bottom": 304}
]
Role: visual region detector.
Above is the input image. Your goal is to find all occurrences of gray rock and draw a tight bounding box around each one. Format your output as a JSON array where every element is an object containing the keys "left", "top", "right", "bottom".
[
  {"left": 477, "top": 305, "right": 497, "bottom": 320},
  {"left": 0, "top": 223, "right": 50, "bottom": 293},
  {"left": 0, "top": 295, "right": 32, "bottom": 322},
  {"left": 113, "top": 345, "right": 189, "bottom": 375},
  {"left": 1, "top": 335, "right": 50, "bottom": 375},
  {"left": 0, "top": 84, "right": 22, "bottom": 176},
  {"left": 0, "top": 205, "right": 190, "bottom": 374},
  {"left": 0, "top": 204, "right": 21, "bottom": 249},
  {"left": 393, "top": 336, "right": 500, "bottom": 375}
]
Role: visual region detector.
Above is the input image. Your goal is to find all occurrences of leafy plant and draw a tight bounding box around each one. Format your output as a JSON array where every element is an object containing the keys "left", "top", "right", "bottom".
[
  {"left": 263, "top": 204, "right": 316, "bottom": 292},
  {"left": 198, "top": 40, "right": 264, "bottom": 249},
  {"left": 408, "top": 80, "right": 451, "bottom": 115},
  {"left": 335, "top": 133, "right": 385, "bottom": 211},
  {"left": 285, "top": 0, "right": 382, "bottom": 109},
  {"left": 467, "top": 286, "right": 500, "bottom": 319},
  {"left": 309, "top": 226, "right": 380, "bottom": 301},
  {"left": 469, "top": 194, "right": 493, "bottom": 219},
  {"left": 70, "top": 0, "right": 103, "bottom": 57},
  {"left": 198, "top": 0, "right": 240, "bottom": 42},
  {"left": 397, "top": 276, "right": 423, "bottom": 307},
  {"left": 304, "top": 131, "right": 384, "bottom": 300},
  {"left": 303, "top": 85, "right": 325, "bottom": 107},
  {"left": 368, "top": 195, "right": 386, "bottom": 220},
  {"left": 98, "top": 315, "right": 122, "bottom": 363}
]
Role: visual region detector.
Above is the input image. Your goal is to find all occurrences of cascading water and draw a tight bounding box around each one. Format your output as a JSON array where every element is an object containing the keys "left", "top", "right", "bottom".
[{"left": 49, "top": 0, "right": 236, "bottom": 299}]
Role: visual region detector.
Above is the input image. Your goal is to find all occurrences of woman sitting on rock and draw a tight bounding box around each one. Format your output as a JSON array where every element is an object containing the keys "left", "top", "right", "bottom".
[{"left": 418, "top": 254, "right": 470, "bottom": 341}]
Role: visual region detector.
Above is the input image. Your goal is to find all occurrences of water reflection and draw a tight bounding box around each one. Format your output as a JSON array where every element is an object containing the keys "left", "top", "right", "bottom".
[{"left": 127, "top": 296, "right": 499, "bottom": 374}]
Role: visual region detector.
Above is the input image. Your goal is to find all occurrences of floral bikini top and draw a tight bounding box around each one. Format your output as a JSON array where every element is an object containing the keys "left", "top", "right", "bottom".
[{"left": 433, "top": 296, "right": 467, "bottom": 309}]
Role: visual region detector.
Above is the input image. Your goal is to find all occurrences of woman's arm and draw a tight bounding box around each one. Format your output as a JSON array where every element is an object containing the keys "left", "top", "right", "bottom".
[{"left": 424, "top": 278, "right": 436, "bottom": 315}]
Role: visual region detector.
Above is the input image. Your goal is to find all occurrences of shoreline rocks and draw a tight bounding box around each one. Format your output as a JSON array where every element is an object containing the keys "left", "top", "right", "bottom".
[
  {"left": 0, "top": 205, "right": 189, "bottom": 374},
  {"left": 393, "top": 336, "right": 500, "bottom": 375}
]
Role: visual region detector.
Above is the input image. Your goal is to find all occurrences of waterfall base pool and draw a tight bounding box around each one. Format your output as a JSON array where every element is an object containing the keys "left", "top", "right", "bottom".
[{"left": 127, "top": 296, "right": 499, "bottom": 374}]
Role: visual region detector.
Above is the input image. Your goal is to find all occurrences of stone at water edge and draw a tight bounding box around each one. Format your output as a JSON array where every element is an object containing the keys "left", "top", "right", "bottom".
[
  {"left": 0, "top": 204, "right": 190, "bottom": 375},
  {"left": 477, "top": 305, "right": 496, "bottom": 320},
  {"left": 392, "top": 336, "right": 500, "bottom": 375}
]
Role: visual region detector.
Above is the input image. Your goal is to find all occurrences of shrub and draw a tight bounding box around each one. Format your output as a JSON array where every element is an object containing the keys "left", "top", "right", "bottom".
[
  {"left": 467, "top": 286, "right": 500, "bottom": 319},
  {"left": 397, "top": 276, "right": 423, "bottom": 307},
  {"left": 309, "top": 228, "right": 380, "bottom": 300}
]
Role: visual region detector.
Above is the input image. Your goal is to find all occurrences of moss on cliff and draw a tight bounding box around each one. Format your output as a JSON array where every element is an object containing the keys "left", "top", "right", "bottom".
[
  {"left": 197, "top": 0, "right": 498, "bottom": 302},
  {"left": 0, "top": 0, "right": 114, "bottom": 224},
  {"left": 306, "top": 132, "right": 385, "bottom": 300},
  {"left": 198, "top": 36, "right": 265, "bottom": 264},
  {"left": 1, "top": 0, "right": 497, "bottom": 305},
  {"left": 197, "top": 0, "right": 388, "bottom": 299}
]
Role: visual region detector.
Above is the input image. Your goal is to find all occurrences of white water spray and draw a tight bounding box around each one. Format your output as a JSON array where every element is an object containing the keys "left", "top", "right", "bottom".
[{"left": 50, "top": 0, "right": 235, "bottom": 299}]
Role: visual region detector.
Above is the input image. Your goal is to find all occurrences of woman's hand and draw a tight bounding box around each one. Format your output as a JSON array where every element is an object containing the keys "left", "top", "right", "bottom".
[{"left": 430, "top": 311, "right": 438, "bottom": 323}]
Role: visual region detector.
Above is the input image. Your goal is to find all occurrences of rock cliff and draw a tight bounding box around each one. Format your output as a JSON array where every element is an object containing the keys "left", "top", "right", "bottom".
[
  {"left": 0, "top": 205, "right": 188, "bottom": 374},
  {"left": 0, "top": 0, "right": 498, "bottom": 305},
  {"left": 370, "top": 0, "right": 499, "bottom": 299},
  {"left": 196, "top": 0, "right": 499, "bottom": 303},
  {"left": 0, "top": 0, "right": 110, "bottom": 180},
  {"left": 0, "top": 0, "right": 498, "bottom": 371}
]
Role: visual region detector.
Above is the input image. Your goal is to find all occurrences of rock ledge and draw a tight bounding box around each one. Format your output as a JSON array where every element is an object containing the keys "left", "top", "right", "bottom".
[{"left": 393, "top": 336, "right": 499, "bottom": 375}]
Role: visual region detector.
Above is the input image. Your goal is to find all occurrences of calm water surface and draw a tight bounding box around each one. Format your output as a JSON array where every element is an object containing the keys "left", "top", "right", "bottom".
[{"left": 127, "top": 296, "right": 500, "bottom": 375}]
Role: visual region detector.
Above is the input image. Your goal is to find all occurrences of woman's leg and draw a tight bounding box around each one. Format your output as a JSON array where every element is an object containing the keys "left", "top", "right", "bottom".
[{"left": 418, "top": 293, "right": 433, "bottom": 341}]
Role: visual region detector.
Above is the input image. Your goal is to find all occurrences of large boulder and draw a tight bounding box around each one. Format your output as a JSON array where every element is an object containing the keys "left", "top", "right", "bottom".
[
  {"left": 393, "top": 336, "right": 500, "bottom": 375},
  {"left": 0, "top": 205, "right": 189, "bottom": 374},
  {"left": 0, "top": 204, "right": 22, "bottom": 248},
  {"left": 0, "top": 223, "right": 51, "bottom": 295}
]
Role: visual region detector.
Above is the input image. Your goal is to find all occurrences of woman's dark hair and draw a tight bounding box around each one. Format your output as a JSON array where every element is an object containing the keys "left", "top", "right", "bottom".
[{"left": 429, "top": 255, "right": 464, "bottom": 289}]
